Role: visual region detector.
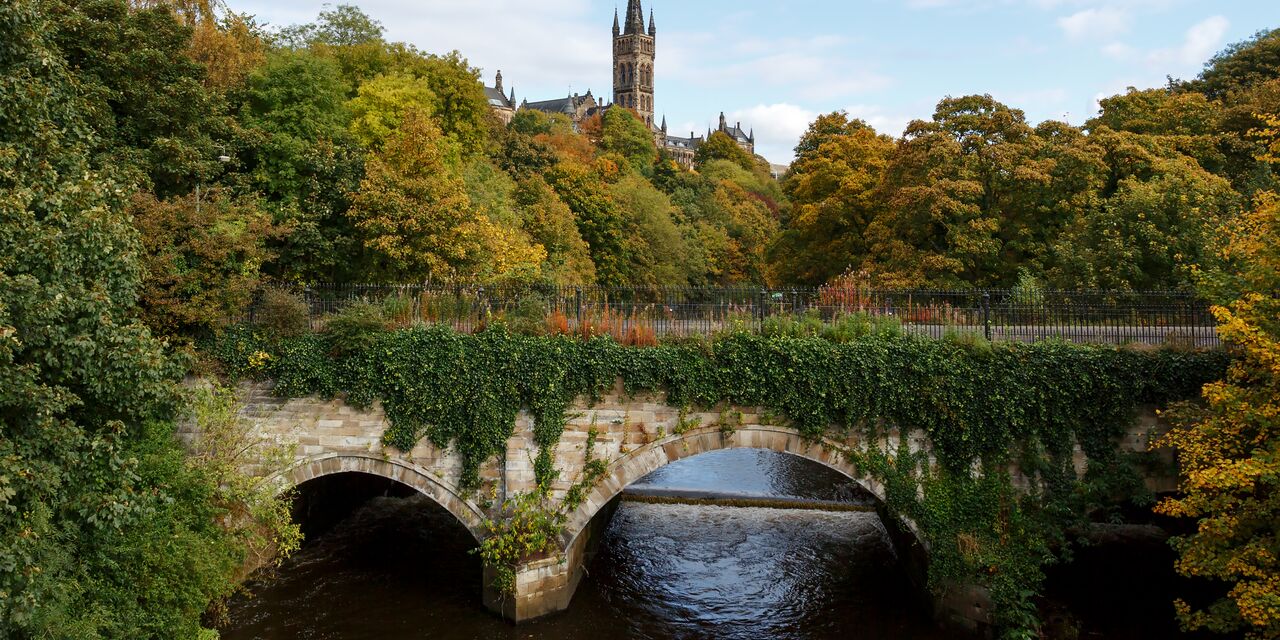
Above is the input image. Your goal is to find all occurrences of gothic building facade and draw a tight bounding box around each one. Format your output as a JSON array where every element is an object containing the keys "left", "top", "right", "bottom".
[{"left": 485, "top": 0, "right": 755, "bottom": 169}]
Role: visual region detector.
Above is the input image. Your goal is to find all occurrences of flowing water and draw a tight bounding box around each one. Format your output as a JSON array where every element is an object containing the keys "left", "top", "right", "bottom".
[{"left": 221, "top": 449, "right": 1187, "bottom": 639}]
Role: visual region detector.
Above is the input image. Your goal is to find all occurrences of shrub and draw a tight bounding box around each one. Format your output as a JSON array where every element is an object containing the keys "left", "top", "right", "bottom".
[
  {"left": 322, "top": 302, "right": 389, "bottom": 357},
  {"left": 256, "top": 287, "right": 310, "bottom": 338},
  {"left": 505, "top": 294, "right": 549, "bottom": 336}
]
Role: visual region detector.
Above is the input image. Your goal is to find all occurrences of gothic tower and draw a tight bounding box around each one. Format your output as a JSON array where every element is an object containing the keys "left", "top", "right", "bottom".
[{"left": 613, "top": 0, "right": 656, "bottom": 127}]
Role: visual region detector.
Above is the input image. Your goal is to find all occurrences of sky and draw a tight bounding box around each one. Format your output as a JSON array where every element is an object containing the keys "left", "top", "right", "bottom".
[{"left": 228, "top": 0, "right": 1277, "bottom": 164}]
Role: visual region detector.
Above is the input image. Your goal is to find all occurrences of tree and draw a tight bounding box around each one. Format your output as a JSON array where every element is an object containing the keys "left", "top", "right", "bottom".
[
  {"left": 346, "top": 113, "right": 543, "bottom": 282},
  {"left": 861, "top": 96, "right": 1031, "bottom": 286},
  {"left": 708, "top": 180, "right": 778, "bottom": 284},
  {"left": 609, "top": 174, "right": 701, "bottom": 286},
  {"left": 49, "top": 0, "right": 223, "bottom": 197},
  {"left": 792, "top": 110, "right": 878, "bottom": 164},
  {"left": 237, "top": 50, "right": 350, "bottom": 143},
  {"left": 130, "top": 191, "right": 282, "bottom": 342},
  {"left": 547, "top": 161, "right": 629, "bottom": 285},
  {"left": 2, "top": 2, "right": 289, "bottom": 636},
  {"left": 1048, "top": 130, "right": 1241, "bottom": 289},
  {"left": 772, "top": 117, "right": 895, "bottom": 284},
  {"left": 600, "top": 107, "right": 657, "bottom": 173},
  {"left": 233, "top": 49, "right": 365, "bottom": 283},
  {"left": 1091, "top": 88, "right": 1220, "bottom": 136},
  {"left": 1182, "top": 28, "right": 1280, "bottom": 101},
  {"left": 415, "top": 52, "right": 492, "bottom": 156},
  {"left": 695, "top": 130, "right": 754, "bottom": 172},
  {"left": 513, "top": 177, "right": 597, "bottom": 284},
  {"left": 347, "top": 72, "right": 437, "bottom": 148},
  {"left": 1156, "top": 194, "right": 1280, "bottom": 639}
]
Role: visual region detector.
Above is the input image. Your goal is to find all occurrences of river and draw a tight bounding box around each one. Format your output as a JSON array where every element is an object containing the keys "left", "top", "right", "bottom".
[{"left": 221, "top": 449, "right": 1189, "bottom": 639}]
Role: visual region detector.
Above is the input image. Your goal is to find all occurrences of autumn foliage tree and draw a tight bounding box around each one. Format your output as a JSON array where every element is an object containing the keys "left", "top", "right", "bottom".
[
  {"left": 347, "top": 112, "right": 544, "bottom": 282},
  {"left": 1156, "top": 191, "right": 1280, "bottom": 639},
  {"left": 1157, "top": 115, "right": 1280, "bottom": 640},
  {"left": 130, "top": 191, "right": 282, "bottom": 342}
]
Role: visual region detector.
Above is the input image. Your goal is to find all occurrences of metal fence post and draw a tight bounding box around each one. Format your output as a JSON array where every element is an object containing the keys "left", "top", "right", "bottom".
[
  {"left": 575, "top": 286, "right": 583, "bottom": 329},
  {"left": 982, "top": 292, "right": 992, "bottom": 342}
]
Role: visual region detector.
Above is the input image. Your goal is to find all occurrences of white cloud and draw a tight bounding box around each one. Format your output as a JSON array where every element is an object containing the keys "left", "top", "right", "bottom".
[
  {"left": 1156, "top": 14, "right": 1229, "bottom": 66},
  {"left": 1102, "top": 15, "right": 1229, "bottom": 71},
  {"left": 726, "top": 103, "right": 818, "bottom": 163},
  {"left": 845, "top": 104, "right": 915, "bottom": 138},
  {"left": 1058, "top": 7, "right": 1131, "bottom": 40}
]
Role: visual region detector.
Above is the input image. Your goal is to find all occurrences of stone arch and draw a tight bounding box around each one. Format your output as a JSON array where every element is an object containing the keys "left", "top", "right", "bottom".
[
  {"left": 560, "top": 425, "right": 907, "bottom": 552},
  {"left": 269, "top": 453, "right": 488, "bottom": 543}
]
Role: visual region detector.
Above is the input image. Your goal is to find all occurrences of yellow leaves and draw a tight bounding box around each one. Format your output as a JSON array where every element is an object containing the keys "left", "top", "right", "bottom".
[{"left": 1158, "top": 194, "right": 1280, "bottom": 638}]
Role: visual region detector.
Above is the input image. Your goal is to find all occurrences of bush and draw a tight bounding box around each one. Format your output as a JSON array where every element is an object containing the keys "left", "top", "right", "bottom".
[
  {"left": 821, "top": 312, "right": 902, "bottom": 342},
  {"left": 504, "top": 294, "right": 549, "bottom": 336},
  {"left": 322, "top": 302, "right": 389, "bottom": 357},
  {"left": 256, "top": 287, "right": 310, "bottom": 338}
]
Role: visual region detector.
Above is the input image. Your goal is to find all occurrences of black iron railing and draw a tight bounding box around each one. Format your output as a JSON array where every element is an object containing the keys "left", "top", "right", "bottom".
[{"left": 255, "top": 283, "right": 1220, "bottom": 348}]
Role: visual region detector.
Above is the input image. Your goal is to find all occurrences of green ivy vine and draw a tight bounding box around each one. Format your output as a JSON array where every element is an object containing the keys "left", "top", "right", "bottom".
[{"left": 210, "top": 323, "right": 1227, "bottom": 636}]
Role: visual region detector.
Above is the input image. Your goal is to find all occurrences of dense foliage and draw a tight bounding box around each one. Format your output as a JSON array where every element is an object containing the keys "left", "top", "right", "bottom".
[
  {"left": 776, "top": 31, "right": 1280, "bottom": 288},
  {"left": 34, "top": 0, "right": 1275, "bottom": 339},
  {"left": 6, "top": 0, "right": 1280, "bottom": 636},
  {"left": 0, "top": 1, "right": 295, "bottom": 637},
  {"left": 1157, "top": 195, "right": 1280, "bottom": 638},
  {"left": 211, "top": 318, "right": 1227, "bottom": 634}
]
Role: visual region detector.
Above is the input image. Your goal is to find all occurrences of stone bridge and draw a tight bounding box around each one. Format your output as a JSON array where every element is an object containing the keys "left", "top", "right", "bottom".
[{"left": 202, "top": 380, "right": 1176, "bottom": 633}]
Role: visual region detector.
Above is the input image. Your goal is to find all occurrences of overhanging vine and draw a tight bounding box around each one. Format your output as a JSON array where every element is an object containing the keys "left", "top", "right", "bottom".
[{"left": 209, "top": 323, "right": 1227, "bottom": 636}]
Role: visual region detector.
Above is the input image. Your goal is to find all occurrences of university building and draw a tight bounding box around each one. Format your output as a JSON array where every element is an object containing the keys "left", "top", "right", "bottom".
[{"left": 484, "top": 0, "right": 755, "bottom": 168}]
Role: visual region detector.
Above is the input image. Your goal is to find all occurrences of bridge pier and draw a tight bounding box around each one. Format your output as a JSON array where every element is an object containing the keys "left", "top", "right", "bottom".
[
  {"left": 483, "top": 497, "right": 620, "bottom": 622},
  {"left": 878, "top": 504, "right": 995, "bottom": 636}
]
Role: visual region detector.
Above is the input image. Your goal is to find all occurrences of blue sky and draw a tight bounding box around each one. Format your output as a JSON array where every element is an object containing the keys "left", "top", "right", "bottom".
[{"left": 230, "top": 0, "right": 1278, "bottom": 164}]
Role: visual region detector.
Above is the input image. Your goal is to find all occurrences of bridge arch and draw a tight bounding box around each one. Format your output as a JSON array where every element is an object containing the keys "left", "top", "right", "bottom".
[
  {"left": 560, "top": 424, "right": 918, "bottom": 553},
  {"left": 269, "top": 453, "right": 488, "bottom": 544}
]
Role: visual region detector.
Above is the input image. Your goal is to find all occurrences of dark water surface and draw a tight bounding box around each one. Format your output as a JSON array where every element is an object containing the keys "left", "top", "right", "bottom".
[{"left": 222, "top": 449, "right": 1185, "bottom": 640}]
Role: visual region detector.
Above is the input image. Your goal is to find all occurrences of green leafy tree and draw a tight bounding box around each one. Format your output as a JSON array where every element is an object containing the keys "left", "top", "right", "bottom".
[
  {"left": 237, "top": 49, "right": 350, "bottom": 143},
  {"left": 233, "top": 49, "right": 365, "bottom": 282},
  {"left": 1092, "top": 88, "right": 1220, "bottom": 136},
  {"left": 695, "top": 130, "right": 754, "bottom": 172},
  {"left": 414, "top": 52, "right": 492, "bottom": 156},
  {"left": 50, "top": 0, "right": 222, "bottom": 196},
  {"left": 547, "top": 161, "right": 629, "bottom": 285},
  {"left": 861, "top": 96, "right": 1023, "bottom": 286},
  {"left": 347, "top": 72, "right": 437, "bottom": 148},
  {"left": 1049, "top": 130, "right": 1241, "bottom": 289},
  {"left": 1, "top": 3, "right": 291, "bottom": 636},
  {"left": 600, "top": 107, "right": 657, "bottom": 173},
  {"left": 513, "top": 177, "right": 597, "bottom": 284},
  {"left": 1182, "top": 28, "right": 1280, "bottom": 101},
  {"left": 608, "top": 174, "right": 702, "bottom": 286}
]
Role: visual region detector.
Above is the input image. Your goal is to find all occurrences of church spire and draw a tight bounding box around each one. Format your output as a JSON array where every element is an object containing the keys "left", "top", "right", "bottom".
[
  {"left": 624, "top": 0, "right": 645, "bottom": 35},
  {"left": 613, "top": 8, "right": 620, "bottom": 37},
  {"left": 661, "top": 115, "right": 667, "bottom": 132},
  {"left": 648, "top": 9, "right": 656, "bottom": 36}
]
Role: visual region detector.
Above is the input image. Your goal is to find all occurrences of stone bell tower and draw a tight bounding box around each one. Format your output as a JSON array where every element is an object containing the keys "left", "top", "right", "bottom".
[{"left": 613, "top": 0, "right": 656, "bottom": 127}]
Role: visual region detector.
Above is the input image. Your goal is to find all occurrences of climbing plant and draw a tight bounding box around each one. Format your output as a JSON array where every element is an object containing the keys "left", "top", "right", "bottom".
[{"left": 210, "top": 323, "right": 1226, "bottom": 636}]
